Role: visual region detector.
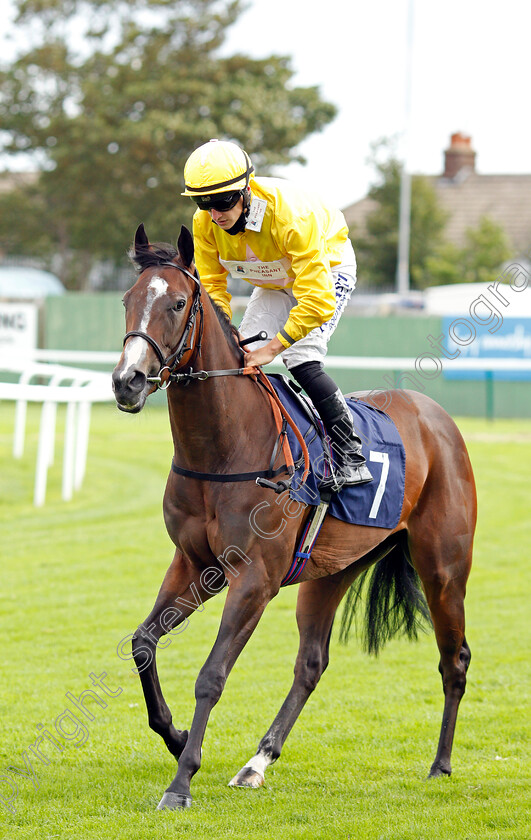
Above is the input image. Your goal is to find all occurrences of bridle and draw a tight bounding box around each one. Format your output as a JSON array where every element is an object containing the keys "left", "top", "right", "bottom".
[
  {"left": 123, "top": 261, "right": 204, "bottom": 390},
  {"left": 122, "top": 259, "right": 266, "bottom": 388}
]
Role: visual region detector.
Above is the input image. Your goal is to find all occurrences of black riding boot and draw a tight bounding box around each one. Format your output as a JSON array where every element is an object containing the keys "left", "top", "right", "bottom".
[
  {"left": 289, "top": 361, "right": 373, "bottom": 491},
  {"left": 314, "top": 389, "right": 373, "bottom": 490}
]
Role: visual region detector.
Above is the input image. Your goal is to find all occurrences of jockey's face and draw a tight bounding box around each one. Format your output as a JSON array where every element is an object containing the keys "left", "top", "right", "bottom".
[{"left": 210, "top": 196, "right": 244, "bottom": 230}]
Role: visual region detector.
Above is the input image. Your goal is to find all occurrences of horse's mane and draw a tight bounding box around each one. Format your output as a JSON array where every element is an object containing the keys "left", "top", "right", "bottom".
[
  {"left": 129, "top": 240, "right": 243, "bottom": 362},
  {"left": 210, "top": 300, "right": 243, "bottom": 358}
]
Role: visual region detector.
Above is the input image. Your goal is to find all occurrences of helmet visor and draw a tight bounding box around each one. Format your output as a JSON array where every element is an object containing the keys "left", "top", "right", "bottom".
[{"left": 193, "top": 191, "right": 242, "bottom": 212}]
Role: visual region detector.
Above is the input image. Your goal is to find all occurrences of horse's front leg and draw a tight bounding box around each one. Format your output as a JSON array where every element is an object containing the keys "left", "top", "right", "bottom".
[
  {"left": 229, "top": 572, "right": 354, "bottom": 788},
  {"left": 157, "top": 568, "right": 275, "bottom": 810},
  {"left": 132, "top": 550, "right": 215, "bottom": 760}
]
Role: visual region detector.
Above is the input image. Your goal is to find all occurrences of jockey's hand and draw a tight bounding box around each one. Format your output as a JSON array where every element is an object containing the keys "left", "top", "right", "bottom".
[{"left": 244, "top": 336, "right": 284, "bottom": 368}]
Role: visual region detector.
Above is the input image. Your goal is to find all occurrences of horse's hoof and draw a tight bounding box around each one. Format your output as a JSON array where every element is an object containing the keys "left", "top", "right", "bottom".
[
  {"left": 428, "top": 763, "right": 451, "bottom": 779},
  {"left": 228, "top": 766, "right": 265, "bottom": 788},
  {"left": 157, "top": 791, "right": 192, "bottom": 810}
]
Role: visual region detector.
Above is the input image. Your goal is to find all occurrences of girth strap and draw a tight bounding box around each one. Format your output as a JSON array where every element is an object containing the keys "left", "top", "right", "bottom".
[
  {"left": 281, "top": 490, "right": 331, "bottom": 586},
  {"left": 171, "top": 461, "right": 290, "bottom": 483}
]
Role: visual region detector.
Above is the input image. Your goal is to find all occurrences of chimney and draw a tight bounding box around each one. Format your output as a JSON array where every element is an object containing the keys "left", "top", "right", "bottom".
[{"left": 443, "top": 132, "right": 476, "bottom": 179}]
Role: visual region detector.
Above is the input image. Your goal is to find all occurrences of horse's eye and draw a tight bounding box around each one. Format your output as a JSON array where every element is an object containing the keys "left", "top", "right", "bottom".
[{"left": 171, "top": 300, "right": 185, "bottom": 312}]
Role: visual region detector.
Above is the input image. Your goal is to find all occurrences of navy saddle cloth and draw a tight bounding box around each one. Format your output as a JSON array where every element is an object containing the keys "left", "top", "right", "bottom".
[{"left": 267, "top": 375, "right": 406, "bottom": 530}]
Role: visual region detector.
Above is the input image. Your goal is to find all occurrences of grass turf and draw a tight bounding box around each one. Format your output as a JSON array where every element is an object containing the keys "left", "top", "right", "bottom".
[{"left": 0, "top": 403, "right": 529, "bottom": 839}]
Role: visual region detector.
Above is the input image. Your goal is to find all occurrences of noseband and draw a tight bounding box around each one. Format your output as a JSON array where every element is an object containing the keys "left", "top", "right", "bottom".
[{"left": 123, "top": 262, "right": 204, "bottom": 389}]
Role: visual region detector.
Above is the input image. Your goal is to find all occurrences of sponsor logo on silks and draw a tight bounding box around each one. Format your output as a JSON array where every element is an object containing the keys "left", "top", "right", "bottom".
[{"left": 219, "top": 257, "right": 292, "bottom": 287}]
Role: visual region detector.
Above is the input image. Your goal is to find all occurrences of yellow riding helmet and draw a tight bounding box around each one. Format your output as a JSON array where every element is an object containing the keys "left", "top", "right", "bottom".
[{"left": 182, "top": 139, "right": 254, "bottom": 197}]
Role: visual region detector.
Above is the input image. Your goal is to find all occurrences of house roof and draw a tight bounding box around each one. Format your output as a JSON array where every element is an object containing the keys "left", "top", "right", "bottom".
[
  {"left": 343, "top": 171, "right": 531, "bottom": 255},
  {"left": 429, "top": 172, "right": 531, "bottom": 252},
  {"left": 343, "top": 133, "right": 531, "bottom": 257}
]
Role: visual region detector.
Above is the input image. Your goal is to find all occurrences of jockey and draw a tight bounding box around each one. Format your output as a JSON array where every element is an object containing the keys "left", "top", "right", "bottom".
[{"left": 182, "top": 139, "right": 372, "bottom": 490}]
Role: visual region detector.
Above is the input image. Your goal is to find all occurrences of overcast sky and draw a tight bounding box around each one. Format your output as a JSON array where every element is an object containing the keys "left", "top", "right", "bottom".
[
  {"left": 2, "top": 0, "right": 529, "bottom": 210},
  {"left": 223, "top": 0, "right": 531, "bottom": 209}
]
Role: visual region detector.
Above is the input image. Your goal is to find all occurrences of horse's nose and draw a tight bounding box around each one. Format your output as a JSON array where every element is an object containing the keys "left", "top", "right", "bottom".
[{"left": 112, "top": 366, "right": 147, "bottom": 399}]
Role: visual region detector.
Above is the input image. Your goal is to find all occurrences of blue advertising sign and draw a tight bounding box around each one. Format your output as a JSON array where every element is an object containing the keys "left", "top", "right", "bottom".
[{"left": 443, "top": 316, "right": 531, "bottom": 380}]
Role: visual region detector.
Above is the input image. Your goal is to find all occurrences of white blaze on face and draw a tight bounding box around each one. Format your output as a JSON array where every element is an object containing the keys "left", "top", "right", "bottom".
[{"left": 120, "top": 275, "right": 169, "bottom": 376}]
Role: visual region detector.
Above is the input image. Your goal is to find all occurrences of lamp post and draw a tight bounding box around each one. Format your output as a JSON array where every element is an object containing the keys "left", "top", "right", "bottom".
[{"left": 396, "top": 0, "right": 415, "bottom": 295}]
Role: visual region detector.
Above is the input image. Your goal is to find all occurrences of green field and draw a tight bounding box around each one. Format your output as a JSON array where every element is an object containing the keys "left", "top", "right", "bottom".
[{"left": 0, "top": 403, "right": 529, "bottom": 840}]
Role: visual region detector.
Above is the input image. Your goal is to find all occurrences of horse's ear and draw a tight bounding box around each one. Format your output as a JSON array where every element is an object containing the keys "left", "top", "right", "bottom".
[
  {"left": 134, "top": 223, "right": 149, "bottom": 252},
  {"left": 178, "top": 225, "right": 194, "bottom": 268}
]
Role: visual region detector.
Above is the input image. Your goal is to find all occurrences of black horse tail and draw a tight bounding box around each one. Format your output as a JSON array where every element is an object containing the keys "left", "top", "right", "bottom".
[{"left": 339, "top": 535, "right": 432, "bottom": 656}]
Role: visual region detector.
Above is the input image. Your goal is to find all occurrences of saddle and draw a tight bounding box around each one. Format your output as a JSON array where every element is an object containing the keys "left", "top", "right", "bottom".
[{"left": 266, "top": 375, "right": 407, "bottom": 531}]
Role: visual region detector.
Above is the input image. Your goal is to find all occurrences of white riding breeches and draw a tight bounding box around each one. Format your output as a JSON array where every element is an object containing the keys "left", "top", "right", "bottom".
[{"left": 239, "top": 238, "right": 357, "bottom": 369}]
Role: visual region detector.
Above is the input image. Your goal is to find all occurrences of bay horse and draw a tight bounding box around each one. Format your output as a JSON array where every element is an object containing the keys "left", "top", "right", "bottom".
[{"left": 111, "top": 224, "right": 476, "bottom": 811}]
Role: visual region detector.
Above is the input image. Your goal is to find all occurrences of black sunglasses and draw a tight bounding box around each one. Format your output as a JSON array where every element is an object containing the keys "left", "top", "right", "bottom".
[{"left": 193, "top": 191, "right": 242, "bottom": 212}]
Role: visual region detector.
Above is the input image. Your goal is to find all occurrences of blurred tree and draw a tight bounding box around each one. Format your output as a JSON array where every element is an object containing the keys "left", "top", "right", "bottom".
[
  {"left": 461, "top": 216, "right": 512, "bottom": 283},
  {"left": 425, "top": 216, "right": 512, "bottom": 287},
  {"left": 0, "top": 0, "right": 336, "bottom": 288},
  {"left": 353, "top": 139, "right": 448, "bottom": 290}
]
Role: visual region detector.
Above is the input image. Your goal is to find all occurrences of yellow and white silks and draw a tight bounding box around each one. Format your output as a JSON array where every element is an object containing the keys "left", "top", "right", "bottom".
[{"left": 192, "top": 176, "right": 357, "bottom": 368}]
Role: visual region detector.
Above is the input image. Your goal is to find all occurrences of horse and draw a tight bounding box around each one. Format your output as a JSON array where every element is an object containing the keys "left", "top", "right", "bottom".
[{"left": 111, "top": 223, "right": 476, "bottom": 811}]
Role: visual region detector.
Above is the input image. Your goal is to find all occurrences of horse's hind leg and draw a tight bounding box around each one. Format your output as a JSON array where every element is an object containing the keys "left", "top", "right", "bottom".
[
  {"left": 132, "top": 551, "right": 214, "bottom": 760},
  {"left": 229, "top": 572, "right": 353, "bottom": 788},
  {"left": 410, "top": 534, "right": 473, "bottom": 778},
  {"left": 430, "top": 630, "right": 471, "bottom": 777},
  {"left": 427, "top": 576, "right": 472, "bottom": 778}
]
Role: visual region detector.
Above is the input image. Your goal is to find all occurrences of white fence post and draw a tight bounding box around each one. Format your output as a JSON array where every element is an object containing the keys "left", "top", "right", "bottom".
[
  {"left": 62, "top": 400, "right": 78, "bottom": 502},
  {"left": 1, "top": 361, "right": 114, "bottom": 506},
  {"left": 34, "top": 400, "right": 56, "bottom": 506},
  {"left": 13, "top": 369, "right": 33, "bottom": 458},
  {"left": 74, "top": 401, "right": 91, "bottom": 491}
]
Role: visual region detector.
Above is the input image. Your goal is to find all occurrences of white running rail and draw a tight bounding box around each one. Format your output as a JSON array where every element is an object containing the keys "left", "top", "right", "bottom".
[
  {"left": 16, "top": 349, "right": 531, "bottom": 373},
  {"left": 1, "top": 359, "right": 113, "bottom": 506},
  {"left": 3, "top": 351, "right": 531, "bottom": 506}
]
